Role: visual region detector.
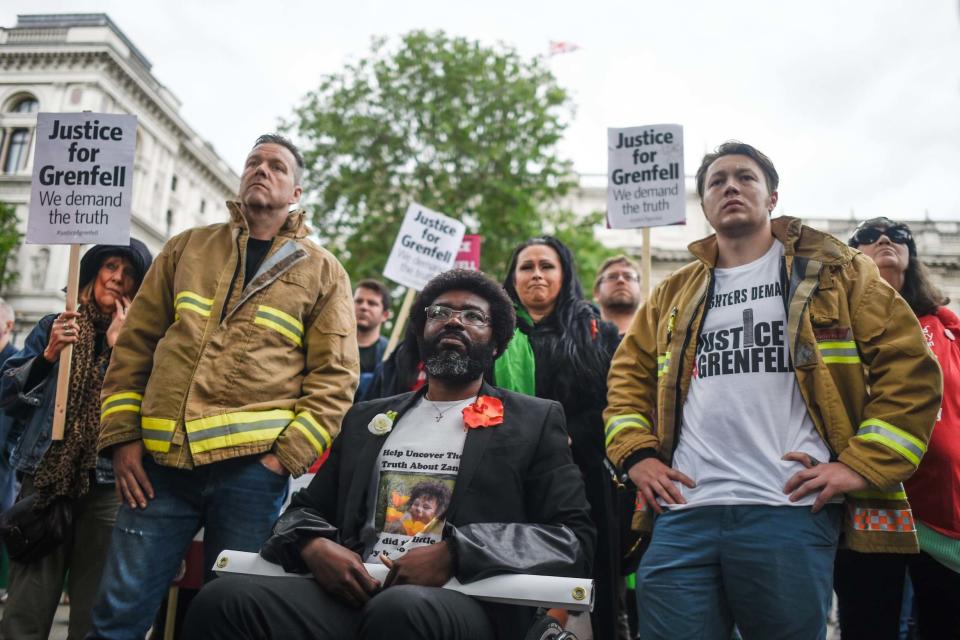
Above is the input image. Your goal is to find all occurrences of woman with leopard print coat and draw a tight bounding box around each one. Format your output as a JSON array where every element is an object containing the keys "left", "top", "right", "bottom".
[{"left": 0, "top": 240, "right": 151, "bottom": 640}]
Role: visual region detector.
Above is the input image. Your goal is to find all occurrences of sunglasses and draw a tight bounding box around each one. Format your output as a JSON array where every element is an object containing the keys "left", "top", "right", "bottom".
[{"left": 850, "top": 225, "right": 912, "bottom": 247}]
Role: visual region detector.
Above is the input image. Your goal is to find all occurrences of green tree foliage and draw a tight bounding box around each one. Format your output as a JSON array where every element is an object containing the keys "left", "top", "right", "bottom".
[
  {"left": 551, "top": 209, "right": 611, "bottom": 293},
  {"left": 286, "top": 30, "right": 602, "bottom": 292},
  {"left": 0, "top": 202, "right": 22, "bottom": 291}
]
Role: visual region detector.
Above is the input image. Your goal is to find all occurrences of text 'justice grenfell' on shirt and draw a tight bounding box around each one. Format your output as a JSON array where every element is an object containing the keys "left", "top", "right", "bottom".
[{"left": 670, "top": 239, "right": 833, "bottom": 510}]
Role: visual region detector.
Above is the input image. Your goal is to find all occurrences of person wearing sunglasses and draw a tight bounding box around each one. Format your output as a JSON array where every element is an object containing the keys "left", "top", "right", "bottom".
[{"left": 834, "top": 217, "right": 960, "bottom": 638}]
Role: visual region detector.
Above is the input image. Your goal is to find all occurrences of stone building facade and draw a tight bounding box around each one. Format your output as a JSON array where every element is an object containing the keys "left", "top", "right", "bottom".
[{"left": 0, "top": 13, "right": 239, "bottom": 335}]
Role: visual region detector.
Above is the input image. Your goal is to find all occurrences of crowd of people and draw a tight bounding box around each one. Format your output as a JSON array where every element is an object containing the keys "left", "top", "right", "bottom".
[{"left": 0, "top": 133, "right": 955, "bottom": 640}]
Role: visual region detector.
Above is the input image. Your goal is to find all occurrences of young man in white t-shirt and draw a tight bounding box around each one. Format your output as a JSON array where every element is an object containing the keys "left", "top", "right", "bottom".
[{"left": 605, "top": 142, "right": 942, "bottom": 639}]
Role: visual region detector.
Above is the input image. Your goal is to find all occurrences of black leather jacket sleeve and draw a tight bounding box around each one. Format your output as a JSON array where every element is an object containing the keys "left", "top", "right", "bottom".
[
  {"left": 449, "top": 401, "right": 595, "bottom": 583},
  {"left": 448, "top": 522, "right": 585, "bottom": 583}
]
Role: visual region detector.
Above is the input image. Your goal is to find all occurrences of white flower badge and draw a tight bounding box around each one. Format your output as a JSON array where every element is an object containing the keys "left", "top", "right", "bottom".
[{"left": 368, "top": 410, "right": 398, "bottom": 436}]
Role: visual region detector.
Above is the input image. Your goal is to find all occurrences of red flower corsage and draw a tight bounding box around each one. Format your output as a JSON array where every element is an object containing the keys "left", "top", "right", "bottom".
[{"left": 462, "top": 395, "right": 504, "bottom": 430}]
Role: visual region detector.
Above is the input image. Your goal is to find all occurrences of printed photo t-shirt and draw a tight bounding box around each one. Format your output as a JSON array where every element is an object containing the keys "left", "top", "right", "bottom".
[
  {"left": 364, "top": 397, "right": 472, "bottom": 563},
  {"left": 670, "top": 239, "right": 833, "bottom": 509}
]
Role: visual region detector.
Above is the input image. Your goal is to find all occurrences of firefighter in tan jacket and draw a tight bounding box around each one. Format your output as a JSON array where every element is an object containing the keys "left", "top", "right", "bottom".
[
  {"left": 88, "top": 135, "right": 359, "bottom": 639},
  {"left": 606, "top": 142, "right": 942, "bottom": 640}
]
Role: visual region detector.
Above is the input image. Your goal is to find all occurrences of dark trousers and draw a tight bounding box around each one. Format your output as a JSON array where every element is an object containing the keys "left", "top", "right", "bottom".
[
  {"left": 0, "top": 478, "right": 118, "bottom": 640},
  {"left": 835, "top": 548, "right": 960, "bottom": 639},
  {"left": 183, "top": 574, "right": 497, "bottom": 640}
]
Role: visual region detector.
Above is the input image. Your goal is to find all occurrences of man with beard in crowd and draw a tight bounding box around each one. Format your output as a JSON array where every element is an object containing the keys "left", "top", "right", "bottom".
[
  {"left": 183, "top": 269, "right": 595, "bottom": 640},
  {"left": 593, "top": 255, "right": 643, "bottom": 337}
]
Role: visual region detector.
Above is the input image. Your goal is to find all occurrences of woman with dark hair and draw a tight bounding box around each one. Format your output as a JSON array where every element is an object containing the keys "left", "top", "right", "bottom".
[
  {"left": 836, "top": 218, "right": 960, "bottom": 638},
  {"left": 498, "top": 236, "right": 622, "bottom": 639},
  {"left": 0, "top": 240, "right": 152, "bottom": 640}
]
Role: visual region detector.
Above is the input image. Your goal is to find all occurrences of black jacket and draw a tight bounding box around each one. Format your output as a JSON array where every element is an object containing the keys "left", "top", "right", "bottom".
[
  {"left": 261, "top": 382, "right": 595, "bottom": 638},
  {"left": 507, "top": 309, "right": 623, "bottom": 639}
]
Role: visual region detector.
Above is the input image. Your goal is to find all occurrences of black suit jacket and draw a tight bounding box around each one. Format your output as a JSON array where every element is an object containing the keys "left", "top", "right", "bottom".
[{"left": 262, "top": 382, "right": 595, "bottom": 637}]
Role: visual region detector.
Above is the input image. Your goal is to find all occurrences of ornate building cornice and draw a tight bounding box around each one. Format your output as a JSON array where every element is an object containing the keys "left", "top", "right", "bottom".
[{"left": 0, "top": 46, "right": 238, "bottom": 194}]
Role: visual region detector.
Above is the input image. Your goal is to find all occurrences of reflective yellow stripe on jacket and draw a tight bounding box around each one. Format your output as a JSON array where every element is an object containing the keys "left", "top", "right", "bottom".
[
  {"left": 175, "top": 291, "right": 213, "bottom": 320},
  {"left": 254, "top": 305, "right": 304, "bottom": 347},
  {"left": 817, "top": 340, "right": 861, "bottom": 364},
  {"left": 140, "top": 409, "right": 314, "bottom": 456},
  {"left": 855, "top": 418, "right": 927, "bottom": 467},
  {"left": 184, "top": 409, "right": 295, "bottom": 455},
  {"left": 289, "top": 410, "right": 332, "bottom": 456},
  {"left": 657, "top": 352, "right": 671, "bottom": 379},
  {"left": 101, "top": 392, "right": 143, "bottom": 419},
  {"left": 849, "top": 485, "right": 908, "bottom": 501},
  {"left": 142, "top": 417, "right": 176, "bottom": 453},
  {"left": 604, "top": 413, "right": 653, "bottom": 448}
]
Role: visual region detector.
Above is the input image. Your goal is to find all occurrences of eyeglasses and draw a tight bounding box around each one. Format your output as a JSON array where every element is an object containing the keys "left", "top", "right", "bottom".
[
  {"left": 850, "top": 225, "right": 912, "bottom": 247},
  {"left": 424, "top": 305, "right": 490, "bottom": 327},
  {"left": 599, "top": 271, "right": 641, "bottom": 283}
]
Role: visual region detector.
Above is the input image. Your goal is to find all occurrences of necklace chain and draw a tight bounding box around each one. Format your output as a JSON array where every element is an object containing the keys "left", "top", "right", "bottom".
[{"left": 426, "top": 399, "right": 456, "bottom": 423}]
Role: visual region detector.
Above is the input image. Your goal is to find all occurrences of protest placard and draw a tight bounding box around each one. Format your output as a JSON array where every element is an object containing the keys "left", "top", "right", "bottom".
[
  {"left": 27, "top": 112, "right": 137, "bottom": 440},
  {"left": 454, "top": 234, "right": 481, "bottom": 271},
  {"left": 28, "top": 112, "right": 137, "bottom": 245},
  {"left": 606, "top": 124, "right": 685, "bottom": 229},
  {"left": 382, "top": 203, "right": 466, "bottom": 359},
  {"left": 384, "top": 203, "right": 466, "bottom": 290}
]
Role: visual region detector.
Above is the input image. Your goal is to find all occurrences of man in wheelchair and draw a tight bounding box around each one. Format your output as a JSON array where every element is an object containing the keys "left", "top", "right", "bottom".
[{"left": 184, "top": 270, "right": 595, "bottom": 640}]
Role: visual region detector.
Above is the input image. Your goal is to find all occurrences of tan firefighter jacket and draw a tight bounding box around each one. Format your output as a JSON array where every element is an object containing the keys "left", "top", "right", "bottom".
[
  {"left": 98, "top": 202, "right": 359, "bottom": 477},
  {"left": 606, "top": 216, "right": 942, "bottom": 553}
]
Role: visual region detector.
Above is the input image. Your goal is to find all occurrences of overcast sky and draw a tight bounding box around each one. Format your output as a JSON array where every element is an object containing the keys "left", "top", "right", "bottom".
[{"left": 3, "top": 0, "right": 959, "bottom": 220}]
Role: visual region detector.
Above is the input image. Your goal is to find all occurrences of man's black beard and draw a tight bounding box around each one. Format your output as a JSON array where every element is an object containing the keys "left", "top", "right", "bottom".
[
  {"left": 600, "top": 292, "right": 640, "bottom": 313},
  {"left": 420, "top": 331, "right": 495, "bottom": 385},
  {"left": 603, "top": 298, "right": 640, "bottom": 313}
]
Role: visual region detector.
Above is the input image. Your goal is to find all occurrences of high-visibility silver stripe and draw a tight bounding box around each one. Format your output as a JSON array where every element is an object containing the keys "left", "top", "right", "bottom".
[
  {"left": 102, "top": 398, "right": 142, "bottom": 411},
  {"left": 859, "top": 425, "right": 925, "bottom": 461},
  {"left": 818, "top": 348, "right": 859, "bottom": 358},
  {"left": 292, "top": 416, "right": 330, "bottom": 452},
  {"left": 141, "top": 428, "right": 175, "bottom": 442},
  {"left": 178, "top": 298, "right": 212, "bottom": 311},
  {"left": 604, "top": 415, "right": 650, "bottom": 438},
  {"left": 188, "top": 418, "right": 291, "bottom": 442},
  {"left": 255, "top": 310, "right": 304, "bottom": 338}
]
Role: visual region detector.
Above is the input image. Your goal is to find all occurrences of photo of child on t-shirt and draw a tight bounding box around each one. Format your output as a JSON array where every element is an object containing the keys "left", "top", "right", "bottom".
[{"left": 383, "top": 480, "right": 452, "bottom": 537}]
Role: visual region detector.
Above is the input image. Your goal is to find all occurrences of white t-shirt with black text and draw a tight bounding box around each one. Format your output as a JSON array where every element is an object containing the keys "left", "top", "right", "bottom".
[
  {"left": 669, "top": 239, "right": 832, "bottom": 509},
  {"left": 363, "top": 397, "right": 472, "bottom": 562}
]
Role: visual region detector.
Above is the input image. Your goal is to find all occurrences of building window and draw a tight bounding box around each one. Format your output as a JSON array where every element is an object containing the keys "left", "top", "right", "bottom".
[
  {"left": 10, "top": 97, "right": 39, "bottom": 113},
  {"left": 171, "top": 175, "right": 178, "bottom": 191},
  {"left": 200, "top": 199, "right": 206, "bottom": 214},
  {"left": 166, "top": 210, "right": 173, "bottom": 237},
  {"left": 3, "top": 129, "right": 30, "bottom": 173}
]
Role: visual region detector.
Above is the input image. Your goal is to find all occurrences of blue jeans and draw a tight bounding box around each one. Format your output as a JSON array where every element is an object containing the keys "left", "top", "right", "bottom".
[
  {"left": 87, "top": 455, "right": 289, "bottom": 640},
  {"left": 637, "top": 504, "right": 842, "bottom": 640},
  {"left": 0, "top": 453, "right": 18, "bottom": 513}
]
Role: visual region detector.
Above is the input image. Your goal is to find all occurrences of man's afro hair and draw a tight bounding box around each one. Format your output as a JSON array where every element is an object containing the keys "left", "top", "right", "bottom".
[{"left": 410, "top": 269, "right": 516, "bottom": 358}]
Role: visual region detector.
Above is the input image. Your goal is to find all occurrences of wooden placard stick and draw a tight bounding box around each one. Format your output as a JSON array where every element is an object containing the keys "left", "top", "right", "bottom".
[
  {"left": 383, "top": 287, "right": 417, "bottom": 362},
  {"left": 642, "top": 227, "right": 652, "bottom": 300},
  {"left": 51, "top": 244, "right": 81, "bottom": 441}
]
